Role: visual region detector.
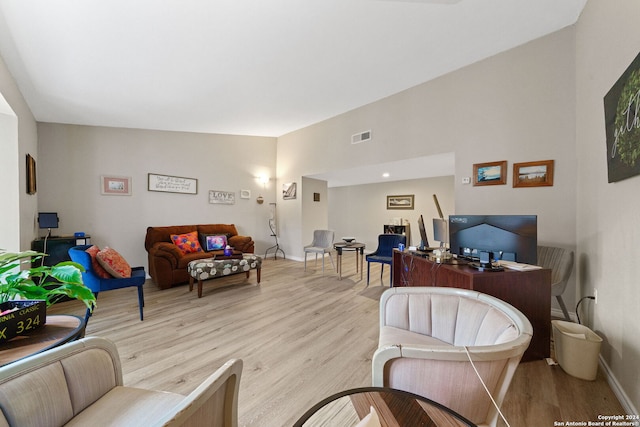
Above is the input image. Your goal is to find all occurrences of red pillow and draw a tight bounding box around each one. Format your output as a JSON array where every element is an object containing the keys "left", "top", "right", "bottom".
[
  {"left": 85, "top": 245, "right": 112, "bottom": 278},
  {"left": 170, "top": 231, "right": 203, "bottom": 255},
  {"left": 96, "top": 247, "right": 132, "bottom": 278}
]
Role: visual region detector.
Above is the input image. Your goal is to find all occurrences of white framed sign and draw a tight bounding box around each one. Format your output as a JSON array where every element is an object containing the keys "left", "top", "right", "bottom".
[
  {"left": 148, "top": 173, "right": 197, "bottom": 194},
  {"left": 209, "top": 190, "right": 235, "bottom": 204}
]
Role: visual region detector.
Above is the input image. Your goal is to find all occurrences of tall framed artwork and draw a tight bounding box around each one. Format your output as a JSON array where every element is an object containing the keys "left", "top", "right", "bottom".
[
  {"left": 26, "top": 154, "right": 36, "bottom": 195},
  {"left": 604, "top": 51, "right": 640, "bottom": 183}
]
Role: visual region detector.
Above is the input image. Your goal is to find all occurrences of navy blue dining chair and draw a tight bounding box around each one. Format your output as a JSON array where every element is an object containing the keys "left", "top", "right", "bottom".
[{"left": 366, "top": 234, "right": 406, "bottom": 286}]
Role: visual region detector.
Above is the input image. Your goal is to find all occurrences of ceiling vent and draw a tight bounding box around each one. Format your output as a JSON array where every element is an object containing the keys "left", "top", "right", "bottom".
[{"left": 352, "top": 130, "right": 372, "bottom": 144}]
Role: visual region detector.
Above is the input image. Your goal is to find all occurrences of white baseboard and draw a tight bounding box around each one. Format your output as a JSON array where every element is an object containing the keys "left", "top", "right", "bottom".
[
  {"left": 550, "top": 309, "right": 637, "bottom": 415},
  {"left": 599, "top": 355, "right": 638, "bottom": 416}
]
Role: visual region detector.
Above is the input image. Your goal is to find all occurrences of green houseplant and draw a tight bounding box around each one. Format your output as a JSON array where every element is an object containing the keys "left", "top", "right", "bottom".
[{"left": 0, "top": 250, "right": 96, "bottom": 310}]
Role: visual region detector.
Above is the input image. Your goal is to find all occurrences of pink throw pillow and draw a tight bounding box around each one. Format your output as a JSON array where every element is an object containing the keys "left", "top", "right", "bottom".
[
  {"left": 85, "top": 245, "right": 112, "bottom": 278},
  {"left": 96, "top": 247, "right": 132, "bottom": 278}
]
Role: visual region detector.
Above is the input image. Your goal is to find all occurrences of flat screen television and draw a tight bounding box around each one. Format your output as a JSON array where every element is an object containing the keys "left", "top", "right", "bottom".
[
  {"left": 38, "top": 212, "right": 59, "bottom": 229},
  {"left": 448, "top": 215, "right": 537, "bottom": 264}
]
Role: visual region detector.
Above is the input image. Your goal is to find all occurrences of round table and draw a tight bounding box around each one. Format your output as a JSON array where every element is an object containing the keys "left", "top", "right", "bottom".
[
  {"left": 0, "top": 315, "right": 86, "bottom": 366},
  {"left": 293, "top": 387, "right": 476, "bottom": 427},
  {"left": 334, "top": 242, "right": 365, "bottom": 281}
]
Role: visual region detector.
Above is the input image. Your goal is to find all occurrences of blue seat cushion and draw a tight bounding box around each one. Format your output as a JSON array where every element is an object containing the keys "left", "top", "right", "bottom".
[{"left": 366, "top": 255, "right": 392, "bottom": 264}]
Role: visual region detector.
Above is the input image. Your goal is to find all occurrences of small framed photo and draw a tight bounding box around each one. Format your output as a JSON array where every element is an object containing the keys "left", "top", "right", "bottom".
[
  {"left": 513, "top": 160, "right": 555, "bottom": 187},
  {"left": 101, "top": 175, "right": 131, "bottom": 195},
  {"left": 283, "top": 182, "right": 297, "bottom": 200},
  {"left": 387, "top": 194, "right": 414, "bottom": 210},
  {"left": 240, "top": 189, "right": 251, "bottom": 199},
  {"left": 473, "top": 160, "right": 507, "bottom": 186}
]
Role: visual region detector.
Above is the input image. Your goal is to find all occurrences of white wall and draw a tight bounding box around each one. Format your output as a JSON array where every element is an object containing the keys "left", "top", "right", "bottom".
[
  {"left": 300, "top": 177, "right": 329, "bottom": 257},
  {"left": 575, "top": 0, "right": 640, "bottom": 414},
  {"left": 0, "top": 54, "right": 38, "bottom": 252},
  {"left": 278, "top": 28, "right": 577, "bottom": 312},
  {"left": 37, "top": 123, "right": 277, "bottom": 269},
  {"left": 0, "top": 97, "right": 19, "bottom": 251},
  {"left": 328, "top": 176, "right": 454, "bottom": 252}
]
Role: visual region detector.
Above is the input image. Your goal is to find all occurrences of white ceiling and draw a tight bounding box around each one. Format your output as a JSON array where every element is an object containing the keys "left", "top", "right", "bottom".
[
  {"left": 0, "top": 0, "right": 586, "bottom": 139},
  {"left": 308, "top": 152, "right": 455, "bottom": 187},
  {"left": 0, "top": 1, "right": 586, "bottom": 187}
]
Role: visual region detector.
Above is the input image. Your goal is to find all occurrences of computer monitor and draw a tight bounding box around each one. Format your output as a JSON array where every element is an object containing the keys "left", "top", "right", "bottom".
[
  {"left": 417, "top": 215, "right": 429, "bottom": 250},
  {"left": 448, "top": 214, "right": 537, "bottom": 264},
  {"left": 432, "top": 218, "right": 448, "bottom": 248},
  {"left": 38, "top": 212, "right": 59, "bottom": 229}
]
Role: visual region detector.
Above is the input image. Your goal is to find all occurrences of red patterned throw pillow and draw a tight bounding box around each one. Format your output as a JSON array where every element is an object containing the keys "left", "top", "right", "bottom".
[
  {"left": 85, "top": 245, "right": 113, "bottom": 279},
  {"left": 96, "top": 247, "right": 132, "bottom": 278},
  {"left": 171, "top": 231, "right": 203, "bottom": 255}
]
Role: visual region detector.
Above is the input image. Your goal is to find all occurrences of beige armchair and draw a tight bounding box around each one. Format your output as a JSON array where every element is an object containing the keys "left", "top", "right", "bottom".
[
  {"left": 372, "top": 287, "right": 532, "bottom": 427},
  {"left": 0, "top": 337, "right": 242, "bottom": 427}
]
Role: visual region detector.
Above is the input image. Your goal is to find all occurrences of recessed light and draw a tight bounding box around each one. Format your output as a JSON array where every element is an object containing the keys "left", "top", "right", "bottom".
[{"left": 382, "top": 172, "right": 390, "bottom": 178}]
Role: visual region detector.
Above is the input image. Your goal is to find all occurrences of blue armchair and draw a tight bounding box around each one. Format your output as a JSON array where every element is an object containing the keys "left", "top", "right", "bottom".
[
  {"left": 366, "top": 234, "right": 406, "bottom": 286},
  {"left": 69, "top": 245, "right": 145, "bottom": 325}
]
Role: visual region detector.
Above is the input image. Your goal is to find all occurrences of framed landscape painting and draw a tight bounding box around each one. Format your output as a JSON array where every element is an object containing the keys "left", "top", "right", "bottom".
[
  {"left": 513, "top": 160, "right": 554, "bottom": 188},
  {"left": 473, "top": 160, "right": 507, "bottom": 186},
  {"left": 387, "top": 194, "right": 414, "bottom": 210}
]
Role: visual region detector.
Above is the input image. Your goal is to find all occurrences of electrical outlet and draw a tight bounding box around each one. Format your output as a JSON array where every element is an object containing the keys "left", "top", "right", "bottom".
[
  {"left": 594, "top": 288, "right": 598, "bottom": 305},
  {"left": 462, "top": 177, "right": 471, "bottom": 184}
]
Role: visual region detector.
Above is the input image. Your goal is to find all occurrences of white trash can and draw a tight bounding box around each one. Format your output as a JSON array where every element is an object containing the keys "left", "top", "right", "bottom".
[{"left": 552, "top": 320, "right": 602, "bottom": 381}]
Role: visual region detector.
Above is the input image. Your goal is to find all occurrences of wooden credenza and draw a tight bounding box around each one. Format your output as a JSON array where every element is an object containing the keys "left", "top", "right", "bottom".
[{"left": 392, "top": 250, "right": 551, "bottom": 362}]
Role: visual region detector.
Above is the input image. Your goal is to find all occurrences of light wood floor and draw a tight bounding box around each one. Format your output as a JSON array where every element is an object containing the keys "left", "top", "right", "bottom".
[{"left": 48, "top": 257, "right": 624, "bottom": 426}]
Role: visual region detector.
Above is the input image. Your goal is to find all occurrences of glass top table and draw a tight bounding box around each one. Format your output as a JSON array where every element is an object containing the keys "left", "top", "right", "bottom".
[{"left": 294, "top": 387, "right": 477, "bottom": 426}]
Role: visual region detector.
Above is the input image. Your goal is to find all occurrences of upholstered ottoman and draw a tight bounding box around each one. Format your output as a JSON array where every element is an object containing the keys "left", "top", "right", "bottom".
[{"left": 188, "top": 254, "right": 262, "bottom": 298}]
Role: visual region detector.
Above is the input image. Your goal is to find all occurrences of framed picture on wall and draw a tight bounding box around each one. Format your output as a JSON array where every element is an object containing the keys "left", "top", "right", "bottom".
[
  {"left": 26, "top": 154, "right": 36, "bottom": 195},
  {"left": 283, "top": 182, "right": 297, "bottom": 200},
  {"left": 101, "top": 175, "right": 131, "bottom": 195},
  {"left": 473, "top": 160, "right": 507, "bottom": 186},
  {"left": 386, "top": 194, "right": 414, "bottom": 210},
  {"left": 513, "top": 160, "right": 554, "bottom": 187}
]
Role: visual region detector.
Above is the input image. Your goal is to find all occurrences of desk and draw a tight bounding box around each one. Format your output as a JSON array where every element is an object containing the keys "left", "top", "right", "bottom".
[
  {"left": 31, "top": 236, "right": 91, "bottom": 266},
  {"left": 334, "top": 243, "right": 365, "bottom": 281},
  {"left": 0, "top": 315, "right": 85, "bottom": 366},
  {"left": 392, "top": 250, "right": 551, "bottom": 361},
  {"left": 293, "top": 387, "right": 476, "bottom": 427}
]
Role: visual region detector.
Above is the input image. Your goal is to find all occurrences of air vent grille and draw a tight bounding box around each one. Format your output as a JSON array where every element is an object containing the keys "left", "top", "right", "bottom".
[{"left": 352, "top": 130, "right": 371, "bottom": 144}]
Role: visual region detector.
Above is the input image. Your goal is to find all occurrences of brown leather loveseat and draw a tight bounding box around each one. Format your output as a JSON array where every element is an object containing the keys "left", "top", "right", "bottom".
[{"left": 145, "top": 224, "right": 255, "bottom": 289}]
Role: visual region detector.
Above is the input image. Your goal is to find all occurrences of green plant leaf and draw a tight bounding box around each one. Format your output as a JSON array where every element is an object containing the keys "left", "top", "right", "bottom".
[{"left": 1, "top": 250, "right": 96, "bottom": 311}]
